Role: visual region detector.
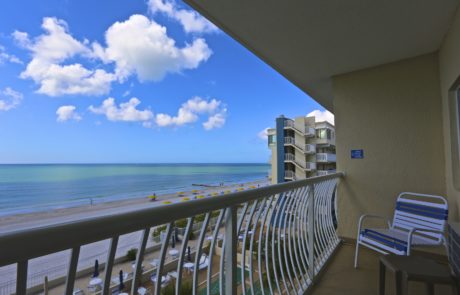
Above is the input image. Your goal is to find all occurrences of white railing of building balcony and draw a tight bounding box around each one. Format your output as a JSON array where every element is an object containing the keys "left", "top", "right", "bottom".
[
  {"left": 284, "top": 153, "right": 295, "bottom": 162},
  {"left": 284, "top": 137, "right": 295, "bottom": 145},
  {"left": 284, "top": 120, "right": 295, "bottom": 128},
  {"left": 316, "top": 153, "right": 337, "bottom": 163},
  {"left": 317, "top": 170, "right": 337, "bottom": 177},
  {"left": 305, "top": 144, "right": 316, "bottom": 154},
  {"left": 304, "top": 127, "right": 315, "bottom": 137},
  {"left": 305, "top": 162, "right": 317, "bottom": 171},
  {"left": 0, "top": 173, "right": 343, "bottom": 295}
]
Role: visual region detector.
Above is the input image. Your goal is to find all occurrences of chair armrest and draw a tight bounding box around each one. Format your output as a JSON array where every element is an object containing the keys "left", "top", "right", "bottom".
[
  {"left": 357, "top": 214, "right": 391, "bottom": 232},
  {"left": 406, "top": 228, "right": 446, "bottom": 255},
  {"left": 356, "top": 214, "right": 391, "bottom": 241}
]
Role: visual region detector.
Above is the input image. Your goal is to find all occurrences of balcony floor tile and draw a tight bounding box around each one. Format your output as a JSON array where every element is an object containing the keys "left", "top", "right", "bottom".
[{"left": 311, "top": 242, "right": 453, "bottom": 295}]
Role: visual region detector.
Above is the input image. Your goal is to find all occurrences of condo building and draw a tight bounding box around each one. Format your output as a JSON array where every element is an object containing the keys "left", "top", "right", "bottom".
[{"left": 268, "top": 115, "right": 336, "bottom": 183}]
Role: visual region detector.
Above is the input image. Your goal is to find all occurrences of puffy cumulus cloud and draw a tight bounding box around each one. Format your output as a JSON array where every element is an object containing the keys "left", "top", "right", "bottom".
[
  {"left": 0, "top": 87, "right": 23, "bottom": 111},
  {"left": 203, "top": 110, "right": 226, "bottom": 130},
  {"left": 148, "top": 0, "right": 218, "bottom": 34},
  {"left": 14, "top": 17, "right": 115, "bottom": 96},
  {"left": 307, "top": 109, "right": 334, "bottom": 125},
  {"left": 89, "top": 97, "right": 153, "bottom": 122},
  {"left": 96, "top": 14, "right": 212, "bottom": 82},
  {"left": 0, "top": 45, "right": 22, "bottom": 65},
  {"left": 155, "top": 96, "right": 226, "bottom": 129},
  {"left": 257, "top": 127, "right": 270, "bottom": 140},
  {"left": 56, "top": 105, "right": 82, "bottom": 122}
]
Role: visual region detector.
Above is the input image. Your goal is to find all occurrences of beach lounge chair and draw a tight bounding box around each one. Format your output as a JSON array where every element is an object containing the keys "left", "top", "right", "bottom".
[
  {"left": 198, "top": 254, "right": 209, "bottom": 270},
  {"left": 354, "top": 192, "right": 448, "bottom": 268}
]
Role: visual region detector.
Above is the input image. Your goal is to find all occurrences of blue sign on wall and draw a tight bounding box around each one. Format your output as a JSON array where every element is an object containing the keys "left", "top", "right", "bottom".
[{"left": 351, "top": 149, "right": 364, "bottom": 159}]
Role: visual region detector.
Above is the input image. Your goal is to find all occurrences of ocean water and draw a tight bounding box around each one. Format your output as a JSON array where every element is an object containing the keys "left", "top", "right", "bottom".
[{"left": 0, "top": 164, "right": 270, "bottom": 216}]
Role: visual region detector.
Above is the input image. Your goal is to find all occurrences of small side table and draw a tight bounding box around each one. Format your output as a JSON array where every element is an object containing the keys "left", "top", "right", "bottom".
[{"left": 379, "top": 255, "right": 457, "bottom": 295}]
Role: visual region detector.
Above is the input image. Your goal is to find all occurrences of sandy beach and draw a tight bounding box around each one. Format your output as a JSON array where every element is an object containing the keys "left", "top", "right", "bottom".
[{"left": 0, "top": 178, "right": 269, "bottom": 291}]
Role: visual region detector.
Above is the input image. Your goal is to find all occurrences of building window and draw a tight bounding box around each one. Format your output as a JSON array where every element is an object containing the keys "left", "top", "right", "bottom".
[
  {"left": 268, "top": 134, "right": 276, "bottom": 145},
  {"left": 450, "top": 86, "right": 460, "bottom": 189},
  {"left": 316, "top": 128, "right": 332, "bottom": 139}
]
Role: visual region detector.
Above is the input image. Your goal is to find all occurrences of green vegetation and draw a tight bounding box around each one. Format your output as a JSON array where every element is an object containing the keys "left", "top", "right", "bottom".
[
  {"left": 126, "top": 248, "right": 138, "bottom": 261},
  {"left": 175, "top": 219, "right": 188, "bottom": 228}
]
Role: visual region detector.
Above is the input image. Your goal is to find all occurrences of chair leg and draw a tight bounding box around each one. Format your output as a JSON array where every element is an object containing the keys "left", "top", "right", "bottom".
[
  {"left": 354, "top": 241, "right": 360, "bottom": 268},
  {"left": 395, "top": 271, "right": 402, "bottom": 295},
  {"left": 379, "top": 260, "right": 385, "bottom": 295},
  {"left": 425, "top": 283, "right": 434, "bottom": 295}
]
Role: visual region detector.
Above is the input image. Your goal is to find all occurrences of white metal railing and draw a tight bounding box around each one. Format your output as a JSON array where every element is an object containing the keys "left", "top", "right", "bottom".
[
  {"left": 317, "top": 170, "right": 336, "bottom": 176},
  {"left": 305, "top": 162, "right": 317, "bottom": 171},
  {"left": 284, "top": 153, "right": 295, "bottom": 162},
  {"left": 284, "top": 137, "right": 295, "bottom": 145},
  {"left": 0, "top": 173, "right": 343, "bottom": 295},
  {"left": 284, "top": 120, "right": 295, "bottom": 128},
  {"left": 316, "top": 153, "right": 337, "bottom": 163},
  {"left": 305, "top": 126, "right": 315, "bottom": 137},
  {"left": 284, "top": 170, "right": 296, "bottom": 180},
  {"left": 305, "top": 144, "right": 316, "bottom": 154}
]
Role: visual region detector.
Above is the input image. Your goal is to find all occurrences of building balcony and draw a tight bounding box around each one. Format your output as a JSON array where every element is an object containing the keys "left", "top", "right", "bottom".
[
  {"left": 316, "top": 153, "right": 336, "bottom": 163},
  {"left": 317, "top": 169, "right": 336, "bottom": 176},
  {"left": 284, "top": 120, "right": 316, "bottom": 137},
  {"left": 305, "top": 162, "right": 317, "bottom": 171},
  {"left": 305, "top": 126, "right": 316, "bottom": 137},
  {"left": 0, "top": 173, "right": 343, "bottom": 295},
  {"left": 284, "top": 136, "right": 295, "bottom": 145},
  {"left": 284, "top": 169, "right": 296, "bottom": 180},
  {"left": 305, "top": 144, "right": 316, "bottom": 154}
]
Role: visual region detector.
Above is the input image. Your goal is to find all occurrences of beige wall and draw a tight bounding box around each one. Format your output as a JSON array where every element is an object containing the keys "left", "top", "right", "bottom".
[
  {"left": 439, "top": 6, "right": 460, "bottom": 222},
  {"left": 333, "top": 53, "right": 447, "bottom": 239}
]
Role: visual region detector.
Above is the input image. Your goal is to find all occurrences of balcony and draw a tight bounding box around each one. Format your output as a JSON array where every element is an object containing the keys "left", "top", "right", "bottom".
[
  {"left": 305, "top": 144, "right": 316, "bottom": 154},
  {"left": 304, "top": 127, "right": 315, "bottom": 137},
  {"left": 284, "top": 136, "right": 295, "bottom": 145},
  {"left": 0, "top": 174, "right": 343, "bottom": 295},
  {"left": 305, "top": 162, "right": 317, "bottom": 171},
  {"left": 317, "top": 170, "right": 336, "bottom": 176},
  {"left": 284, "top": 120, "right": 315, "bottom": 137},
  {"left": 284, "top": 170, "right": 296, "bottom": 180},
  {"left": 316, "top": 153, "right": 336, "bottom": 163},
  {"left": 284, "top": 153, "right": 295, "bottom": 162}
]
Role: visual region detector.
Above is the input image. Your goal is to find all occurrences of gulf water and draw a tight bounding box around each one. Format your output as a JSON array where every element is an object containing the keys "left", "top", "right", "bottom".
[{"left": 0, "top": 163, "right": 269, "bottom": 216}]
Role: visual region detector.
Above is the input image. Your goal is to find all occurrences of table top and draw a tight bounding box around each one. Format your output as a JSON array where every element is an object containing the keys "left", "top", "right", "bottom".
[
  {"left": 169, "top": 249, "right": 179, "bottom": 254},
  {"left": 184, "top": 262, "right": 194, "bottom": 268},
  {"left": 89, "top": 278, "right": 102, "bottom": 285},
  {"left": 380, "top": 255, "right": 452, "bottom": 279}
]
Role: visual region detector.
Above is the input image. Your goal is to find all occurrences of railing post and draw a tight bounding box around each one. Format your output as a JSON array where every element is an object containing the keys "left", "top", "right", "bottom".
[
  {"left": 224, "top": 206, "right": 237, "bottom": 295},
  {"left": 308, "top": 184, "right": 315, "bottom": 281}
]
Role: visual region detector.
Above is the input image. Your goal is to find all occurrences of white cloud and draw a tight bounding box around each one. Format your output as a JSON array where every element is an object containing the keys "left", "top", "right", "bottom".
[
  {"left": 155, "top": 96, "right": 225, "bottom": 129},
  {"left": 203, "top": 110, "right": 226, "bottom": 130},
  {"left": 307, "top": 109, "right": 334, "bottom": 125},
  {"left": 56, "top": 105, "right": 82, "bottom": 122},
  {"left": 89, "top": 97, "right": 153, "bottom": 122},
  {"left": 14, "top": 17, "right": 115, "bottom": 96},
  {"left": 0, "top": 45, "right": 22, "bottom": 65},
  {"left": 148, "top": 0, "right": 218, "bottom": 34},
  {"left": 257, "top": 127, "right": 270, "bottom": 140},
  {"left": 97, "top": 14, "right": 212, "bottom": 82},
  {"left": 0, "top": 87, "right": 23, "bottom": 111}
]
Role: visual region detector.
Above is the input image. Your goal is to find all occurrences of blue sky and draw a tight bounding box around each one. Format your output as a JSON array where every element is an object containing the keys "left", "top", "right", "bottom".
[{"left": 0, "top": 0, "right": 326, "bottom": 164}]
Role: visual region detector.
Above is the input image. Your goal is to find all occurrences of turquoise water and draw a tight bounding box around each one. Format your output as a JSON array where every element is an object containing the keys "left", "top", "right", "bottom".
[{"left": 0, "top": 164, "right": 269, "bottom": 216}]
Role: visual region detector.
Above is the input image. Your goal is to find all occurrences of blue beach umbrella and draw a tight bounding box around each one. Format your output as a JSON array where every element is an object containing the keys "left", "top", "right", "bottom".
[
  {"left": 187, "top": 246, "right": 191, "bottom": 262},
  {"left": 93, "top": 259, "right": 99, "bottom": 278},
  {"left": 119, "top": 270, "right": 125, "bottom": 291}
]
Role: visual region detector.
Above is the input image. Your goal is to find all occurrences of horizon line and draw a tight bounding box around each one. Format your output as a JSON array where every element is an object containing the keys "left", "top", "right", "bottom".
[{"left": 0, "top": 162, "right": 269, "bottom": 165}]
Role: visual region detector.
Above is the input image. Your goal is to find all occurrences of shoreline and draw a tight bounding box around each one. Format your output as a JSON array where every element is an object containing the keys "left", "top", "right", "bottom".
[{"left": 0, "top": 178, "right": 269, "bottom": 233}]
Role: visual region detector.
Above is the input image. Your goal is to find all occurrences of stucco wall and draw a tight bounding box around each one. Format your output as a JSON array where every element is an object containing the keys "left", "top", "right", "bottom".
[
  {"left": 439, "top": 6, "right": 460, "bottom": 221},
  {"left": 332, "top": 53, "right": 447, "bottom": 239}
]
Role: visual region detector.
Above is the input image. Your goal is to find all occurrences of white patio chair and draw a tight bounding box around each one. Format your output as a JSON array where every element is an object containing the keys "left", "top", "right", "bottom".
[{"left": 354, "top": 192, "right": 448, "bottom": 268}]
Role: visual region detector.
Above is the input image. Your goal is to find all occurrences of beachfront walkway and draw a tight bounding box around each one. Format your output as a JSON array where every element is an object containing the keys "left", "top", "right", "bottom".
[{"left": 0, "top": 179, "right": 269, "bottom": 293}]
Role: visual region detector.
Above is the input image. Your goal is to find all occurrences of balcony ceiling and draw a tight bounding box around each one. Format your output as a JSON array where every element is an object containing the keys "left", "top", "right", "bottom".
[{"left": 184, "top": 0, "right": 459, "bottom": 111}]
